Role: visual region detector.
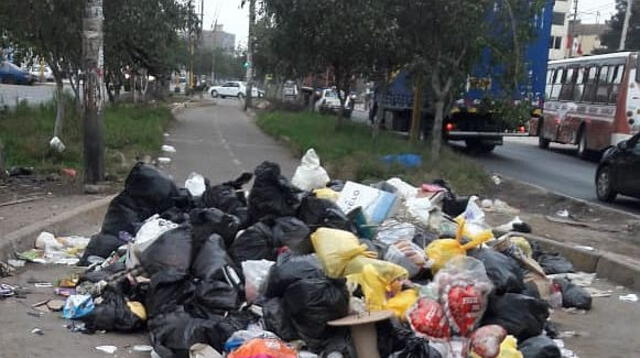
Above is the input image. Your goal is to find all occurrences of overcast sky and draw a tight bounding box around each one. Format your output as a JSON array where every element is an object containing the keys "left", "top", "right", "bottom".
[{"left": 202, "top": 0, "right": 618, "bottom": 50}]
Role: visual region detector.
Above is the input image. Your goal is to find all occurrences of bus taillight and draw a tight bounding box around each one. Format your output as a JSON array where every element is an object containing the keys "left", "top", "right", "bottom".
[{"left": 446, "top": 123, "right": 455, "bottom": 131}]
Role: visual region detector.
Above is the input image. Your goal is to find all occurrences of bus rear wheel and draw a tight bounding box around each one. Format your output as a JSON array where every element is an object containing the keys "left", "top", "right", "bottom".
[{"left": 577, "top": 128, "right": 590, "bottom": 159}]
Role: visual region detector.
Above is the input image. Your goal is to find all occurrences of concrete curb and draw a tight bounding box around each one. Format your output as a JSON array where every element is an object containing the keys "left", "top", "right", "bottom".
[
  {"left": 516, "top": 232, "right": 640, "bottom": 291},
  {"left": 0, "top": 195, "right": 114, "bottom": 262}
]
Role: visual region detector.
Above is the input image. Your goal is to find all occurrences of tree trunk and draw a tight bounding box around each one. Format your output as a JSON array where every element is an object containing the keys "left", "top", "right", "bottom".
[
  {"left": 410, "top": 77, "right": 424, "bottom": 143},
  {"left": 430, "top": 99, "right": 445, "bottom": 161},
  {"left": 53, "top": 78, "right": 65, "bottom": 138},
  {"left": 0, "top": 139, "right": 5, "bottom": 180},
  {"left": 244, "top": 0, "right": 256, "bottom": 111},
  {"left": 132, "top": 73, "right": 138, "bottom": 104},
  {"left": 83, "top": 0, "right": 105, "bottom": 184}
]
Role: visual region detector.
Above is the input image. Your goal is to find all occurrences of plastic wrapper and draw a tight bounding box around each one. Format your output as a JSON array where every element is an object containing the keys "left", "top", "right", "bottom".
[
  {"left": 224, "top": 328, "right": 279, "bottom": 353},
  {"left": 385, "top": 240, "right": 428, "bottom": 278},
  {"left": 242, "top": 260, "right": 275, "bottom": 303},
  {"left": 470, "top": 325, "right": 508, "bottom": 358},
  {"left": 291, "top": 148, "right": 331, "bottom": 191},
  {"left": 311, "top": 228, "right": 374, "bottom": 278},
  {"left": 375, "top": 219, "right": 416, "bottom": 245},
  {"left": 227, "top": 338, "right": 297, "bottom": 358}
]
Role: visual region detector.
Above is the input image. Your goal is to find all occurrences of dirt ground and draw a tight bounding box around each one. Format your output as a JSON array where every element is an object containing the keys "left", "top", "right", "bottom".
[{"left": 483, "top": 178, "right": 640, "bottom": 259}]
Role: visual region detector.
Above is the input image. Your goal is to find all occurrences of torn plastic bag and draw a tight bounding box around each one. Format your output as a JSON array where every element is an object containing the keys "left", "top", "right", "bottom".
[
  {"left": 554, "top": 278, "right": 592, "bottom": 310},
  {"left": 190, "top": 208, "right": 240, "bottom": 251},
  {"left": 536, "top": 253, "right": 574, "bottom": 275},
  {"left": 297, "top": 195, "right": 354, "bottom": 232},
  {"left": 384, "top": 240, "right": 427, "bottom": 278},
  {"left": 375, "top": 219, "right": 417, "bottom": 245},
  {"left": 188, "top": 279, "right": 242, "bottom": 317},
  {"left": 264, "top": 254, "right": 324, "bottom": 298},
  {"left": 227, "top": 338, "right": 297, "bottom": 358},
  {"left": 146, "top": 269, "right": 196, "bottom": 318},
  {"left": 345, "top": 256, "right": 409, "bottom": 313},
  {"left": 63, "top": 294, "right": 95, "bottom": 319},
  {"left": 481, "top": 293, "right": 549, "bottom": 341},
  {"left": 283, "top": 277, "right": 350, "bottom": 350},
  {"left": 224, "top": 328, "right": 279, "bottom": 353},
  {"left": 311, "top": 228, "right": 374, "bottom": 278},
  {"left": 262, "top": 297, "right": 297, "bottom": 341},
  {"left": 271, "top": 217, "right": 311, "bottom": 254},
  {"left": 248, "top": 161, "right": 302, "bottom": 221},
  {"left": 518, "top": 335, "right": 560, "bottom": 358},
  {"left": 139, "top": 225, "right": 192, "bottom": 276},
  {"left": 148, "top": 308, "right": 224, "bottom": 358},
  {"left": 229, "top": 222, "right": 277, "bottom": 262},
  {"left": 242, "top": 260, "right": 275, "bottom": 303},
  {"left": 80, "top": 290, "right": 145, "bottom": 332},
  {"left": 191, "top": 234, "right": 236, "bottom": 281},
  {"left": 291, "top": 148, "right": 331, "bottom": 191},
  {"left": 202, "top": 173, "right": 252, "bottom": 226},
  {"left": 469, "top": 248, "right": 525, "bottom": 294}
]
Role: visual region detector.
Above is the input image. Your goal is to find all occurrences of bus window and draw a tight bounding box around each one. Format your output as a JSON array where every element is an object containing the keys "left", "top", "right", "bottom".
[
  {"left": 545, "top": 69, "right": 556, "bottom": 99},
  {"left": 610, "top": 65, "right": 626, "bottom": 103},
  {"left": 550, "top": 68, "right": 564, "bottom": 100},
  {"left": 573, "top": 67, "right": 586, "bottom": 102},
  {"left": 596, "top": 66, "right": 610, "bottom": 103},
  {"left": 583, "top": 67, "right": 599, "bottom": 102},
  {"left": 560, "top": 68, "right": 576, "bottom": 100}
]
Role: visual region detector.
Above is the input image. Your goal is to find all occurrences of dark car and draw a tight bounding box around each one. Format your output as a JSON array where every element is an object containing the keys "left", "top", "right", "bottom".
[
  {"left": 595, "top": 133, "right": 640, "bottom": 202},
  {"left": 0, "top": 61, "right": 35, "bottom": 85}
]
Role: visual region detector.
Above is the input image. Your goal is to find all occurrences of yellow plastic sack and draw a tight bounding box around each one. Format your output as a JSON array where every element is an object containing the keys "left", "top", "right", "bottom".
[
  {"left": 385, "top": 288, "right": 419, "bottom": 318},
  {"left": 454, "top": 216, "right": 494, "bottom": 244},
  {"left": 127, "top": 301, "right": 147, "bottom": 321},
  {"left": 313, "top": 188, "right": 340, "bottom": 202},
  {"left": 510, "top": 237, "right": 533, "bottom": 258},
  {"left": 426, "top": 217, "right": 493, "bottom": 273},
  {"left": 345, "top": 256, "right": 409, "bottom": 312},
  {"left": 311, "top": 228, "right": 375, "bottom": 278},
  {"left": 470, "top": 335, "right": 522, "bottom": 358}
]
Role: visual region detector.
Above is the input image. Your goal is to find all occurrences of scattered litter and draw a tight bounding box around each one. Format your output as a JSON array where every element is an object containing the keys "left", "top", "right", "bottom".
[
  {"left": 7, "top": 259, "right": 25, "bottom": 268},
  {"left": 491, "top": 174, "right": 502, "bottom": 185},
  {"left": 185, "top": 172, "right": 207, "bottom": 197},
  {"left": 556, "top": 209, "right": 570, "bottom": 218},
  {"left": 163, "top": 132, "right": 170, "bottom": 137},
  {"left": 585, "top": 287, "right": 612, "bottom": 297},
  {"left": 49, "top": 136, "right": 66, "bottom": 153},
  {"left": 0, "top": 283, "right": 15, "bottom": 297},
  {"left": 619, "top": 294, "right": 639, "bottom": 302},
  {"left": 381, "top": 153, "right": 422, "bottom": 168},
  {"left": 547, "top": 272, "right": 595, "bottom": 287},
  {"left": 31, "top": 328, "right": 44, "bottom": 335},
  {"left": 558, "top": 330, "right": 577, "bottom": 338},
  {"left": 95, "top": 345, "right": 118, "bottom": 354},
  {"left": 157, "top": 157, "right": 171, "bottom": 164},
  {"left": 161, "top": 144, "right": 176, "bottom": 153},
  {"left": 132, "top": 345, "right": 153, "bottom": 352},
  {"left": 574, "top": 245, "right": 595, "bottom": 251},
  {"left": 46, "top": 299, "right": 65, "bottom": 311},
  {"left": 34, "top": 282, "right": 53, "bottom": 288}
]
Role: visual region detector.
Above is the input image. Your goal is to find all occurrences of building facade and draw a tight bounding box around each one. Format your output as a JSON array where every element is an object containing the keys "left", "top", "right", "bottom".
[
  {"left": 570, "top": 21, "right": 610, "bottom": 55},
  {"left": 201, "top": 25, "right": 236, "bottom": 54},
  {"left": 548, "top": 0, "right": 571, "bottom": 60}
]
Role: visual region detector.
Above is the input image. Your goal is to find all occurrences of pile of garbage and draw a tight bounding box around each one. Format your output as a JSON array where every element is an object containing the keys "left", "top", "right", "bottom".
[{"left": 39, "top": 149, "right": 591, "bottom": 357}]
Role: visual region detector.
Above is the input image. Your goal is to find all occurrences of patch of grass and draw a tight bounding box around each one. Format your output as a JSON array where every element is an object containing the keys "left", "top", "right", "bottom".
[
  {"left": 0, "top": 97, "right": 172, "bottom": 177},
  {"left": 257, "top": 110, "right": 489, "bottom": 194}
]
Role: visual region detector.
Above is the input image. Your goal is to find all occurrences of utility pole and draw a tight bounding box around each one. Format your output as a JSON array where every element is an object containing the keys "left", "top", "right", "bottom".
[
  {"left": 82, "top": 0, "right": 105, "bottom": 184},
  {"left": 188, "top": 0, "right": 195, "bottom": 92},
  {"left": 568, "top": 0, "right": 579, "bottom": 57},
  {"left": 211, "top": 19, "right": 218, "bottom": 85},
  {"left": 244, "top": 0, "right": 255, "bottom": 111},
  {"left": 620, "top": 0, "right": 634, "bottom": 51}
]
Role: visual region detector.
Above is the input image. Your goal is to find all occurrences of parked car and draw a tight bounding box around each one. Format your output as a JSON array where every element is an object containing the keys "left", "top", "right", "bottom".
[
  {"left": 209, "top": 81, "right": 261, "bottom": 99},
  {"left": 0, "top": 61, "right": 36, "bottom": 85},
  {"left": 28, "top": 65, "right": 54, "bottom": 82},
  {"left": 315, "top": 88, "right": 353, "bottom": 117},
  {"left": 595, "top": 133, "right": 640, "bottom": 202}
]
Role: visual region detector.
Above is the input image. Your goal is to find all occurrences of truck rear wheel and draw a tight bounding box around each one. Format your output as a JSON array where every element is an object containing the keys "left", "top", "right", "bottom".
[
  {"left": 538, "top": 119, "right": 550, "bottom": 149},
  {"left": 465, "top": 139, "right": 496, "bottom": 153}
]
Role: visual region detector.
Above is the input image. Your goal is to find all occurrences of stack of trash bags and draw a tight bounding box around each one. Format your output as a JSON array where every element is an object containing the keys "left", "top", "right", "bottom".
[{"left": 59, "top": 149, "right": 590, "bottom": 358}]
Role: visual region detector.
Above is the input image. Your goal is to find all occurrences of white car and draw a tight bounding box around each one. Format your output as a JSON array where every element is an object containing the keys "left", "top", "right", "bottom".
[
  {"left": 209, "top": 81, "right": 262, "bottom": 99},
  {"left": 28, "top": 65, "right": 54, "bottom": 82},
  {"left": 315, "top": 88, "right": 353, "bottom": 117}
]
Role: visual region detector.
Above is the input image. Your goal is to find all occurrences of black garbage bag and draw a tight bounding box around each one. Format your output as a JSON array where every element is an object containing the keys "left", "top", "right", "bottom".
[
  {"left": 212, "top": 310, "right": 260, "bottom": 351},
  {"left": 139, "top": 225, "right": 193, "bottom": 276},
  {"left": 191, "top": 234, "right": 236, "bottom": 281},
  {"left": 160, "top": 207, "right": 190, "bottom": 225},
  {"left": 189, "top": 208, "right": 240, "bottom": 250},
  {"left": 320, "top": 331, "right": 357, "bottom": 357},
  {"left": 188, "top": 279, "right": 241, "bottom": 318},
  {"left": 469, "top": 248, "right": 525, "bottom": 294},
  {"left": 297, "top": 195, "right": 353, "bottom": 232},
  {"left": 555, "top": 278, "right": 592, "bottom": 310},
  {"left": 482, "top": 293, "right": 549, "bottom": 341},
  {"left": 80, "top": 290, "right": 145, "bottom": 333},
  {"left": 518, "top": 335, "right": 561, "bottom": 358},
  {"left": 248, "top": 161, "right": 302, "bottom": 221},
  {"left": 271, "top": 216, "right": 311, "bottom": 253},
  {"left": 262, "top": 297, "right": 297, "bottom": 341},
  {"left": 283, "top": 277, "right": 350, "bottom": 350},
  {"left": 327, "top": 179, "right": 345, "bottom": 192},
  {"left": 148, "top": 308, "right": 224, "bottom": 358},
  {"left": 80, "top": 261, "right": 126, "bottom": 283},
  {"left": 229, "top": 222, "right": 277, "bottom": 262},
  {"left": 124, "top": 162, "right": 178, "bottom": 210},
  {"left": 265, "top": 254, "right": 324, "bottom": 298},
  {"left": 543, "top": 321, "right": 559, "bottom": 339},
  {"left": 201, "top": 173, "right": 252, "bottom": 214},
  {"left": 537, "top": 253, "right": 574, "bottom": 274},
  {"left": 146, "top": 269, "right": 196, "bottom": 318},
  {"left": 172, "top": 188, "right": 194, "bottom": 210},
  {"left": 388, "top": 319, "right": 442, "bottom": 358}
]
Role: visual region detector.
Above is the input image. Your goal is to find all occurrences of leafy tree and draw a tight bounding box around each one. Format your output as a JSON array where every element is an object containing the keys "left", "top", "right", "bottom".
[{"left": 601, "top": 0, "right": 640, "bottom": 51}]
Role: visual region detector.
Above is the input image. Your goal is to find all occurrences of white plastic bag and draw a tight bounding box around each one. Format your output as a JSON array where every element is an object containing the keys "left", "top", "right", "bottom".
[
  {"left": 384, "top": 241, "right": 427, "bottom": 278},
  {"left": 375, "top": 219, "right": 416, "bottom": 245},
  {"left": 386, "top": 177, "right": 419, "bottom": 200},
  {"left": 241, "top": 259, "right": 275, "bottom": 303},
  {"left": 406, "top": 197, "right": 434, "bottom": 226},
  {"left": 291, "top": 148, "right": 330, "bottom": 191},
  {"left": 126, "top": 215, "right": 178, "bottom": 269},
  {"left": 185, "top": 172, "right": 207, "bottom": 197},
  {"left": 35, "top": 231, "right": 63, "bottom": 251}
]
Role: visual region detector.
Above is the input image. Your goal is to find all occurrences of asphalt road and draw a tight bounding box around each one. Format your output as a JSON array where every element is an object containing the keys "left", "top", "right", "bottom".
[{"left": 470, "top": 136, "right": 640, "bottom": 215}]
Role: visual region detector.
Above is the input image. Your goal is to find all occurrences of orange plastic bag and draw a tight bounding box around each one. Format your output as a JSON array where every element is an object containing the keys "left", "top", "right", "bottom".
[
  {"left": 311, "top": 228, "right": 376, "bottom": 278},
  {"left": 228, "top": 338, "right": 297, "bottom": 358}
]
